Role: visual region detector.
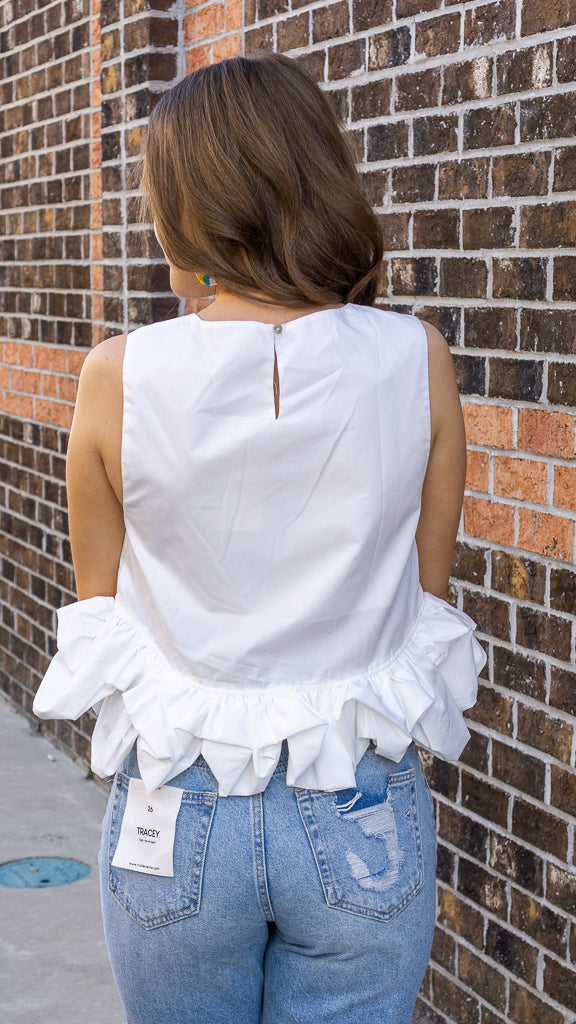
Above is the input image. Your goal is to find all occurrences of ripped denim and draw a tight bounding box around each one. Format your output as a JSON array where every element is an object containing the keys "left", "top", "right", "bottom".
[{"left": 99, "top": 741, "right": 437, "bottom": 1024}]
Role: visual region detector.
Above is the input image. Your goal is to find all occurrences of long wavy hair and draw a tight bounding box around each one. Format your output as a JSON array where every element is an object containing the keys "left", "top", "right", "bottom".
[{"left": 141, "top": 52, "right": 383, "bottom": 307}]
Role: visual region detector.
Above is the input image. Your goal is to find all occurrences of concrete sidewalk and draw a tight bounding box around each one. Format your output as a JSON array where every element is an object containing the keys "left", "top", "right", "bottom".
[{"left": 0, "top": 697, "right": 125, "bottom": 1024}]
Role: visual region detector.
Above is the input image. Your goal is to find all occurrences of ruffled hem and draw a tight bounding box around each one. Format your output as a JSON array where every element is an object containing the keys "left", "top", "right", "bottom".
[{"left": 33, "top": 592, "right": 486, "bottom": 796}]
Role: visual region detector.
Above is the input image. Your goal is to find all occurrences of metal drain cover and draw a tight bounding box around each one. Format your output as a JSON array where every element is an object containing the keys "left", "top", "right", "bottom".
[{"left": 0, "top": 857, "right": 90, "bottom": 888}]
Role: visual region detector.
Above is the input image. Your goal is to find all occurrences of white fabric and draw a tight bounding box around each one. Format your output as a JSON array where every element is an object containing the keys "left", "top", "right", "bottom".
[{"left": 33, "top": 304, "right": 486, "bottom": 795}]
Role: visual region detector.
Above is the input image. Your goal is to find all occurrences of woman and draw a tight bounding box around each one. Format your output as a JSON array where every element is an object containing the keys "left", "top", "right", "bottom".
[{"left": 34, "top": 52, "right": 485, "bottom": 1024}]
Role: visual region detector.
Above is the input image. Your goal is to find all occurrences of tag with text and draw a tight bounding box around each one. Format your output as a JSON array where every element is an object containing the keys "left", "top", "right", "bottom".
[{"left": 111, "top": 778, "right": 183, "bottom": 877}]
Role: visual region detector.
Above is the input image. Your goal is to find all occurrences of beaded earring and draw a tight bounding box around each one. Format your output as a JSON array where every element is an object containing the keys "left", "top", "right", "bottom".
[{"left": 196, "top": 273, "right": 218, "bottom": 287}]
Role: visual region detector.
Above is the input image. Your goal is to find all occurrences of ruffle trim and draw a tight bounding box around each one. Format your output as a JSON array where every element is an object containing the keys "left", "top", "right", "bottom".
[{"left": 33, "top": 593, "right": 486, "bottom": 796}]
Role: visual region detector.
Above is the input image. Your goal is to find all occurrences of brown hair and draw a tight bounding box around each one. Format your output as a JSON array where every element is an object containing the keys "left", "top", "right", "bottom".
[{"left": 140, "top": 52, "right": 383, "bottom": 307}]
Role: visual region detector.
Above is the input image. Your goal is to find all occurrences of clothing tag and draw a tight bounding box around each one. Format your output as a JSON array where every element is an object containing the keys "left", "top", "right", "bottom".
[{"left": 111, "top": 778, "right": 183, "bottom": 877}]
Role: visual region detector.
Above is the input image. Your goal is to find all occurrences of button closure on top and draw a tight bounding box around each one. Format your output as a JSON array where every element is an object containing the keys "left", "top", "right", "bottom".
[{"left": 273, "top": 324, "right": 283, "bottom": 335}]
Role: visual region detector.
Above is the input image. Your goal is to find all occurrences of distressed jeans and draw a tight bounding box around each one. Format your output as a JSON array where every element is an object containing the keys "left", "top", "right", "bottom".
[{"left": 99, "top": 741, "right": 437, "bottom": 1024}]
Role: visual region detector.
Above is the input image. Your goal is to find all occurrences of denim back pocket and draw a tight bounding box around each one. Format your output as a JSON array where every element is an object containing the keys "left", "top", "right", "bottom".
[
  {"left": 295, "top": 767, "right": 424, "bottom": 922},
  {"left": 107, "top": 772, "right": 217, "bottom": 930}
]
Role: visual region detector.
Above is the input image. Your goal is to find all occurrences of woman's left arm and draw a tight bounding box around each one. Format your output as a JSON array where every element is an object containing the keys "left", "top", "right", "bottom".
[{"left": 66, "top": 335, "right": 127, "bottom": 601}]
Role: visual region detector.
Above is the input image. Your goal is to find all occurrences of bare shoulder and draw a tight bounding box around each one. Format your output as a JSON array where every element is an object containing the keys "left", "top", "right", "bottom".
[
  {"left": 81, "top": 333, "right": 127, "bottom": 380},
  {"left": 418, "top": 319, "right": 463, "bottom": 443}
]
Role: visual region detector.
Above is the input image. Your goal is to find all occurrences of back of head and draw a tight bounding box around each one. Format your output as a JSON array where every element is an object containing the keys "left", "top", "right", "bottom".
[{"left": 141, "top": 52, "right": 383, "bottom": 307}]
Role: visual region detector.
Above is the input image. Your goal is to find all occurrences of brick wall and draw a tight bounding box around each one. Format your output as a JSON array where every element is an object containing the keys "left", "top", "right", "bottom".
[{"left": 1, "top": 2, "right": 575, "bottom": 1022}]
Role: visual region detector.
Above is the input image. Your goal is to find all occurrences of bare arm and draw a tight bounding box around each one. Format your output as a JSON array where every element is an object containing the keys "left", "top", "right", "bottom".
[
  {"left": 415, "top": 321, "right": 467, "bottom": 600},
  {"left": 66, "top": 335, "right": 126, "bottom": 601}
]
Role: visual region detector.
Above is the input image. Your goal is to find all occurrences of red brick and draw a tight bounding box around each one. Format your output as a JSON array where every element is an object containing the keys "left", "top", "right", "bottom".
[
  {"left": 396, "top": 68, "right": 441, "bottom": 111},
  {"left": 518, "top": 510, "right": 574, "bottom": 561},
  {"left": 463, "top": 208, "right": 514, "bottom": 249},
  {"left": 520, "top": 93, "right": 576, "bottom": 143},
  {"left": 464, "top": 307, "right": 516, "bottom": 350},
  {"left": 520, "top": 202, "right": 576, "bottom": 248},
  {"left": 554, "top": 146, "right": 576, "bottom": 192},
  {"left": 553, "top": 256, "right": 576, "bottom": 301},
  {"left": 466, "top": 450, "right": 489, "bottom": 492},
  {"left": 509, "top": 982, "right": 564, "bottom": 1024},
  {"left": 313, "top": 1, "right": 348, "bottom": 43},
  {"left": 463, "top": 403, "right": 513, "bottom": 448},
  {"left": 464, "top": 497, "right": 515, "bottom": 546},
  {"left": 493, "top": 456, "right": 547, "bottom": 504},
  {"left": 413, "top": 209, "right": 459, "bottom": 249},
  {"left": 438, "top": 157, "right": 489, "bottom": 200},
  {"left": 518, "top": 409, "right": 575, "bottom": 458},
  {"left": 554, "top": 465, "right": 576, "bottom": 511},
  {"left": 496, "top": 43, "right": 553, "bottom": 95},
  {"left": 550, "top": 764, "right": 576, "bottom": 818},
  {"left": 492, "top": 151, "right": 550, "bottom": 197}
]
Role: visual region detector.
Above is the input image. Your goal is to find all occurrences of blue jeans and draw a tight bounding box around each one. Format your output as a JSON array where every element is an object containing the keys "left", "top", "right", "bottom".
[{"left": 99, "top": 741, "right": 437, "bottom": 1024}]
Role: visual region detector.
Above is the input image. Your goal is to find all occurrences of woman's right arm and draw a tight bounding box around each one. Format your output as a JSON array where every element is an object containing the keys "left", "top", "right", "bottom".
[{"left": 415, "top": 321, "right": 467, "bottom": 601}]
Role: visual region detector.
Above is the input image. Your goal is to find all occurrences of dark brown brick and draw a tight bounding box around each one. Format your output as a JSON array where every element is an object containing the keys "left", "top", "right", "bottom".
[
  {"left": 414, "top": 114, "right": 459, "bottom": 156},
  {"left": 557, "top": 35, "right": 576, "bottom": 83},
  {"left": 548, "top": 361, "right": 576, "bottom": 406},
  {"left": 368, "top": 26, "right": 411, "bottom": 70},
  {"left": 488, "top": 357, "right": 543, "bottom": 402},
  {"left": 496, "top": 43, "right": 553, "bottom": 95},
  {"left": 521, "top": 93, "right": 576, "bottom": 143},
  {"left": 352, "top": 0, "right": 393, "bottom": 32},
  {"left": 397, "top": 0, "right": 441, "bottom": 12},
  {"left": 491, "top": 551, "right": 546, "bottom": 603},
  {"left": 440, "top": 258, "right": 487, "bottom": 298},
  {"left": 379, "top": 212, "right": 409, "bottom": 250},
  {"left": 463, "top": 207, "right": 514, "bottom": 249},
  {"left": 391, "top": 163, "right": 436, "bottom": 203},
  {"left": 413, "top": 209, "right": 459, "bottom": 249},
  {"left": 518, "top": 705, "right": 573, "bottom": 763},
  {"left": 415, "top": 305, "right": 461, "bottom": 345},
  {"left": 295, "top": 49, "right": 325, "bottom": 83},
  {"left": 511, "top": 888, "right": 568, "bottom": 958},
  {"left": 367, "top": 122, "right": 409, "bottom": 161},
  {"left": 486, "top": 920, "right": 538, "bottom": 984},
  {"left": 509, "top": 981, "right": 564, "bottom": 1024},
  {"left": 514, "top": 801, "right": 570, "bottom": 867},
  {"left": 458, "top": 945, "right": 507, "bottom": 1012},
  {"left": 464, "top": 307, "right": 516, "bottom": 350},
  {"left": 328, "top": 39, "right": 365, "bottom": 80},
  {"left": 396, "top": 68, "right": 441, "bottom": 111},
  {"left": 351, "top": 79, "right": 391, "bottom": 120},
  {"left": 554, "top": 145, "right": 576, "bottom": 192},
  {"left": 277, "top": 13, "right": 309, "bottom": 52},
  {"left": 550, "top": 667, "right": 576, "bottom": 716},
  {"left": 443, "top": 58, "right": 493, "bottom": 105},
  {"left": 313, "top": 1, "right": 348, "bottom": 43},
  {"left": 489, "top": 832, "right": 543, "bottom": 896},
  {"left": 245, "top": 23, "right": 274, "bottom": 54},
  {"left": 553, "top": 257, "right": 576, "bottom": 301},
  {"left": 360, "top": 169, "right": 388, "bottom": 207},
  {"left": 423, "top": 754, "right": 459, "bottom": 800},
  {"left": 258, "top": 0, "right": 288, "bottom": 16},
  {"left": 520, "top": 309, "right": 576, "bottom": 355},
  {"left": 517, "top": 607, "right": 572, "bottom": 661},
  {"left": 550, "top": 764, "right": 576, "bottom": 818},
  {"left": 521, "top": 202, "right": 576, "bottom": 248},
  {"left": 430, "top": 928, "right": 457, "bottom": 973},
  {"left": 438, "top": 157, "right": 489, "bottom": 200},
  {"left": 492, "top": 151, "right": 550, "bottom": 197},
  {"left": 465, "top": 0, "right": 515, "bottom": 45},
  {"left": 452, "top": 541, "right": 487, "bottom": 585},
  {"left": 465, "top": 680, "right": 513, "bottom": 735},
  {"left": 522, "top": 0, "right": 576, "bottom": 34},
  {"left": 415, "top": 12, "right": 460, "bottom": 57},
  {"left": 547, "top": 862, "right": 576, "bottom": 916},
  {"left": 493, "top": 739, "right": 545, "bottom": 798},
  {"left": 452, "top": 353, "right": 486, "bottom": 395},
  {"left": 493, "top": 258, "right": 547, "bottom": 301},
  {"left": 464, "top": 105, "right": 515, "bottom": 149},
  {"left": 431, "top": 969, "right": 481, "bottom": 1024},
  {"left": 550, "top": 567, "right": 576, "bottom": 616},
  {"left": 543, "top": 957, "right": 576, "bottom": 1014},
  {"left": 462, "top": 773, "right": 509, "bottom": 829},
  {"left": 391, "top": 257, "right": 437, "bottom": 296}
]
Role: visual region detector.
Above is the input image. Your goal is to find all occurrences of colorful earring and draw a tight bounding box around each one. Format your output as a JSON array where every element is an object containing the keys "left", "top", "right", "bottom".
[{"left": 196, "top": 273, "right": 218, "bottom": 287}]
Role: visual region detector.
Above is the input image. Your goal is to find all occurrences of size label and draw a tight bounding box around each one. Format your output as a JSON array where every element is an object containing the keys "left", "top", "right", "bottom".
[{"left": 111, "top": 778, "right": 183, "bottom": 877}]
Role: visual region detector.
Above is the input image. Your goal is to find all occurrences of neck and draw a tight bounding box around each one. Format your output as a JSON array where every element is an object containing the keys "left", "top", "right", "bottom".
[{"left": 197, "top": 287, "right": 344, "bottom": 325}]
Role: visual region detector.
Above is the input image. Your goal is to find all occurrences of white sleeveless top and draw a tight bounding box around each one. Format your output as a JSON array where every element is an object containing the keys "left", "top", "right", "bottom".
[{"left": 34, "top": 304, "right": 485, "bottom": 795}]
